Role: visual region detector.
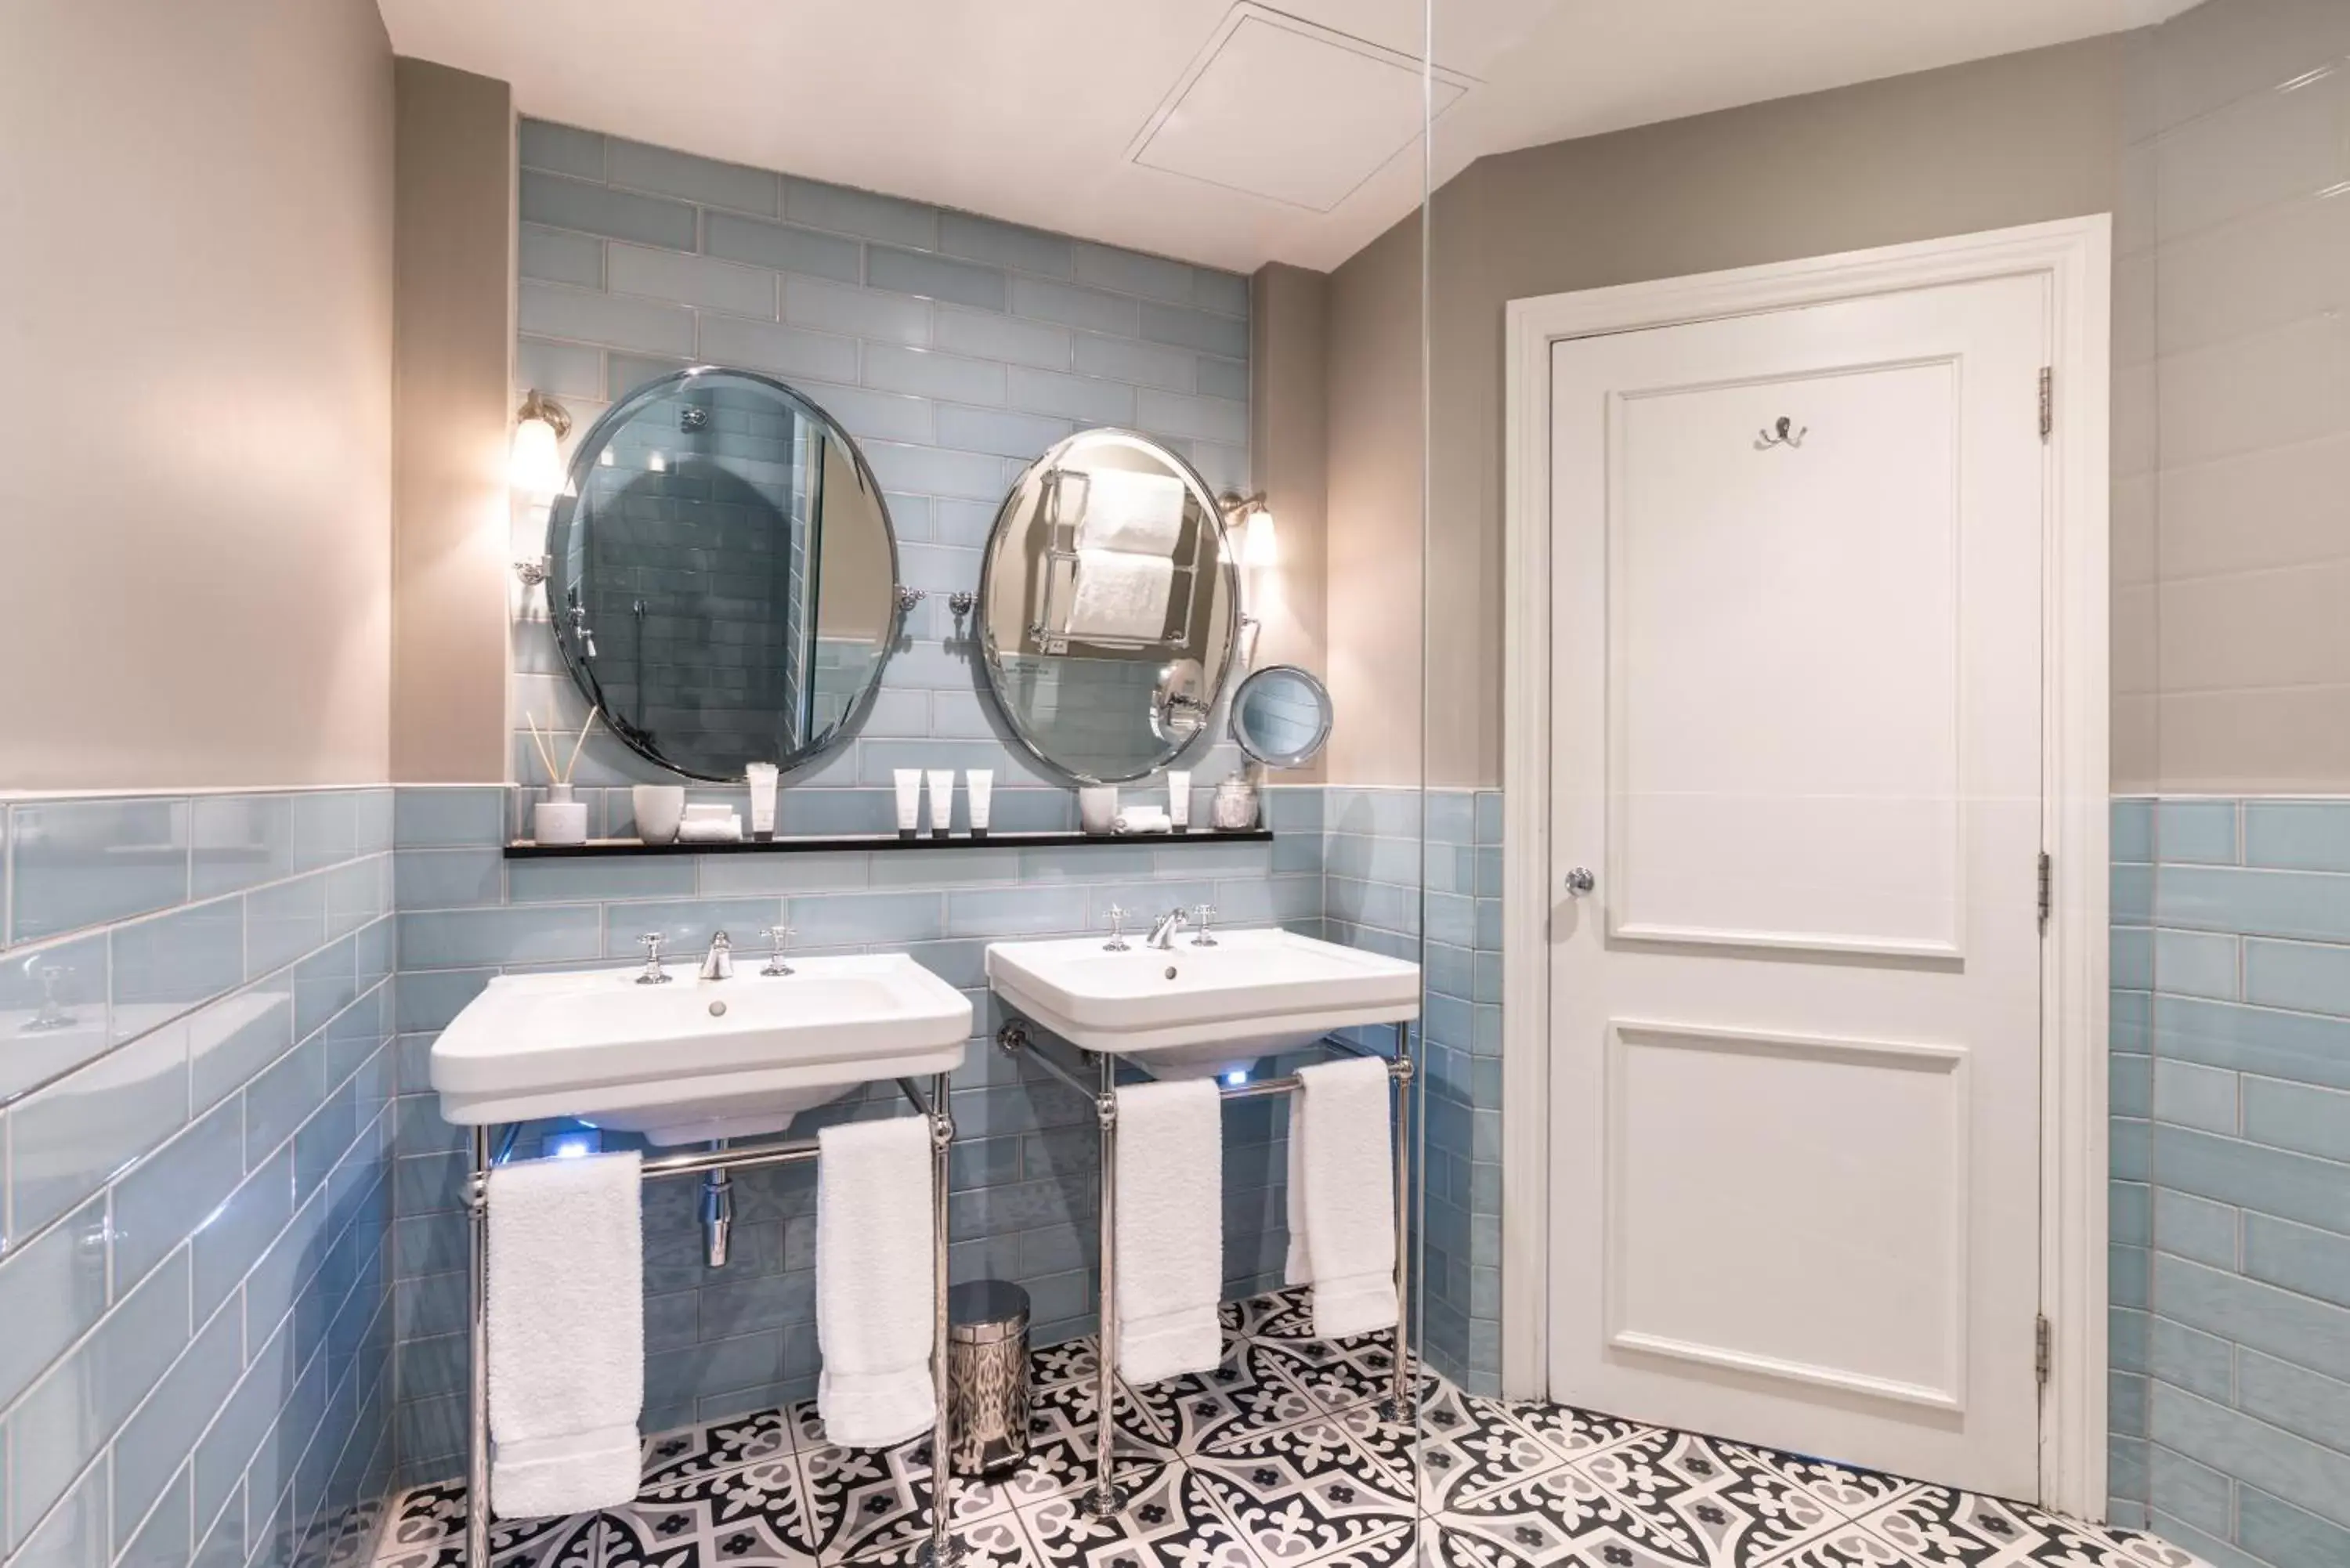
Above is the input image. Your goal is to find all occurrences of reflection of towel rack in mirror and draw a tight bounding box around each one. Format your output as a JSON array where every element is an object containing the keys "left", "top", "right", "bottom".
[{"left": 1026, "top": 467, "right": 1205, "bottom": 655}]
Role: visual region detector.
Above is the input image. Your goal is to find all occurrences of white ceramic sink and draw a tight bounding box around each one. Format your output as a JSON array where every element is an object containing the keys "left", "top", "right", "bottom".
[
  {"left": 985, "top": 927, "right": 1419, "bottom": 1078},
  {"left": 430, "top": 954, "right": 971, "bottom": 1145}
]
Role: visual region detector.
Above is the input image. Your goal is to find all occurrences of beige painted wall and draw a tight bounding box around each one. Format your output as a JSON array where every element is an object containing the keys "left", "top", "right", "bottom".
[
  {"left": 1329, "top": 35, "right": 2129, "bottom": 789},
  {"left": 0, "top": 0, "right": 396, "bottom": 790},
  {"left": 1248, "top": 264, "right": 1332, "bottom": 784},
  {"left": 392, "top": 59, "right": 515, "bottom": 785}
]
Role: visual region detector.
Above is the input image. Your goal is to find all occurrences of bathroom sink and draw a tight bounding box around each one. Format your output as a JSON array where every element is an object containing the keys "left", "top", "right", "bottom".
[
  {"left": 985, "top": 928, "right": 1419, "bottom": 1077},
  {"left": 429, "top": 954, "right": 971, "bottom": 1145}
]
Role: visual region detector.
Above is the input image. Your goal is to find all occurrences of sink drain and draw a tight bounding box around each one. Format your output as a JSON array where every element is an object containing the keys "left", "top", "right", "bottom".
[
  {"left": 1163, "top": 966, "right": 1178, "bottom": 981},
  {"left": 708, "top": 999, "right": 728, "bottom": 1017}
]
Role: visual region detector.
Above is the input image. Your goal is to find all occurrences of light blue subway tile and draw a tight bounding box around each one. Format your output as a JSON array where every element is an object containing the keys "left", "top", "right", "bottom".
[
  {"left": 290, "top": 791, "right": 360, "bottom": 872},
  {"left": 607, "top": 243, "right": 776, "bottom": 316},
  {"left": 1003, "top": 366, "right": 1136, "bottom": 425},
  {"left": 2112, "top": 1179, "right": 2151, "bottom": 1247},
  {"left": 396, "top": 905, "right": 603, "bottom": 970},
  {"left": 2147, "top": 1313, "right": 2234, "bottom": 1401},
  {"left": 1007, "top": 276, "right": 1137, "bottom": 336},
  {"left": 2244, "top": 799, "right": 2350, "bottom": 873},
  {"left": 292, "top": 933, "right": 358, "bottom": 1040},
  {"left": 1083, "top": 880, "right": 1212, "bottom": 930},
  {"left": 9, "top": 798, "right": 189, "bottom": 943},
  {"left": 190, "top": 796, "right": 295, "bottom": 899},
  {"left": 244, "top": 873, "right": 325, "bottom": 981},
  {"left": 785, "top": 275, "right": 931, "bottom": 345},
  {"left": 2156, "top": 994, "right": 2350, "bottom": 1092},
  {"left": 933, "top": 405, "right": 1068, "bottom": 461},
  {"left": 2113, "top": 1117, "right": 2150, "bottom": 1182},
  {"left": 1072, "top": 333, "right": 1193, "bottom": 392},
  {"left": 861, "top": 343, "right": 1006, "bottom": 406},
  {"left": 2240, "top": 1346, "right": 2350, "bottom": 1456},
  {"left": 696, "top": 852, "right": 870, "bottom": 897},
  {"left": 2112, "top": 862, "right": 2153, "bottom": 925},
  {"left": 2153, "top": 1187, "right": 2238, "bottom": 1268},
  {"left": 1323, "top": 788, "right": 1421, "bottom": 840},
  {"left": 359, "top": 787, "right": 394, "bottom": 854},
  {"left": 508, "top": 855, "right": 695, "bottom": 905},
  {"left": 9, "top": 1249, "right": 190, "bottom": 1548},
  {"left": 865, "top": 849, "right": 1018, "bottom": 890},
  {"left": 2113, "top": 988, "right": 2151, "bottom": 1053},
  {"left": 2153, "top": 928, "right": 2238, "bottom": 1000},
  {"left": 394, "top": 789, "right": 506, "bottom": 849},
  {"left": 0, "top": 1194, "right": 108, "bottom": 1410},
  {"left": 518, "top": 120, "right": 603, "bottom": 179},
  {"left": 931, "top": 309, "right": 1069, "bottom": 375},
  {"left": 520, "top": 335, "right": 604, "bottom": 400},
  {"left": 868, "top": 246, "right": 1006, "bottom": 313},
  {"left": 2156, "top": 799, "right": 2239, "bottom": 864},
  {"left": 114, "top": 1464, "right": 188, "bottom": 1568},
  {"left": 608, "top": 136, "right": 778, "bottom": 214},
  {"left": 2145, "top": 1443, "right": 2232, "bottom": 1538},
  {"left": 2149, "top": 1379, "right": 2350, "bottom": 1533},
  {"left": 112, "top": 1304, "right": 240, "bottom": 1552},
  {"left": 600, "top": 898, "right": 786, "bottom": 958},
  {"left": 1139, "top": 300, "right": 1248, "bottom": 358},
  {"left": 2112, "top": 798, "right": 2154, "bottom": 863},
  {"left": 1137, "top": 388, "right": 1247, "bottom": 446},
  {"left": 2243, "top": 935, "right": 2350, "bottom": 1019},
  {"left": 2157, "top": 864, "right": 2350, "bottom": 942},
  {"left": 1196, "top": 354, "right": 1247, "bottom": 401},
  {"left": 945, "top": 886, "right": 1089, "bottom": 938},
  {"left": 9, "top": 1023, "right": 187, "bottom": 1237},
  {"left": 2242, "top": 1072, "right": 2350, "bottom": 1164},
  {"left": 9, "top": 1456, "right": 105, "bottom": 1568},
  {"left": 393, "top": 850, "right": 504, "bottom": 911},
  {"left": 784, "top": 179, "right": 935, "bottom": 248},
  {"left": 519, "top": 225, "right": 604, "bottom": 289},
  {"left": 0, "top": 932, "right": 111, "bottom": 1101},
  {"left": 111, "top": 898, "right": 243, "bottom": 1043},
  {"left": 777, "top": 890, "right": 944, "bottom": 945},
  {"left": 1193, "top": 268, "right": 1248, "bottom": 316},
  {"left": 2156, "top": 1251, "right": 2350, "bottom": 1384},
  {"left": 693, "top": 312, "right": 860, "bottom": 382},
  {"left": 701, "top": 211, "right": 862, "bottom": 284},
  {"left": 2110, "top": 1368, "right": 2146, "bottom": 1436},
  {"left": 859, "top": 440, "right": 1008, "bottom": 501},
  {"left": 2242, "top": 1487, "right": 2350, "bottom": 1568},
  {"left": 2153, "top": 1123, "right": 2348, "bottom": 1237},
  {"left": 1072, "top": 242, "right": 1193, "bottom": 305},
  {"left": 2152, "top": 1058, "right": 2238, "bottom": 1134},
  {"left": 794, "top": 379, "right": 934, "bottom": 444},
  {"left": 193, "top": 1149, "right": 292, "bottom": 1321},
  {"left": 519, "top": 170, "right": 694, "bottom": 250},
  {"left": 519, "top": 281, "right": 694, "bottom": 356},
  {"left": 2111, "top": 1243, "right": 2149, "bottom": 1309},
  {"left": 114, "top": 1099, "right": 244, "bottom": 1292},
  {"left": 326, "top": 855, "right": 385, "bottom": 941},
  {"left": 244, "top": 1035, "right": 326, "bottom": 1169},
  {"left": 1426, "top": 792, "right": 1475, "bottom": 847},
  {"left": 939, "top": 212, "right": 1071, "bottom": 278},
  {"left": 2246, "top": 1212, "right": 2350, "bottom": 1309}
]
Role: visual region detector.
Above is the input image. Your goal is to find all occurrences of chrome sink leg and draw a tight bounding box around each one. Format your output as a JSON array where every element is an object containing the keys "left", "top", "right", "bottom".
[{"left": 701, "top": 1145, "right": 734, "bottom": 1268}]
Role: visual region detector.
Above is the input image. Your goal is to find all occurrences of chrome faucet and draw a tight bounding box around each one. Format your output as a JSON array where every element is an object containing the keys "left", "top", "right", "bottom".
[
  {"left": 1144, "top": 907, "right": 1190, "bottom": 950},
  {"left": 700, "top": 930, "right": 735, "bottom": 981}
]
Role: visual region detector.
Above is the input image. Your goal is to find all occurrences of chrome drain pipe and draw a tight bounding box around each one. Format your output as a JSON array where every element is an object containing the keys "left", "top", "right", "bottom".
[{"left": 700, "top": 1141, "right": 734, "bottom": 1266}]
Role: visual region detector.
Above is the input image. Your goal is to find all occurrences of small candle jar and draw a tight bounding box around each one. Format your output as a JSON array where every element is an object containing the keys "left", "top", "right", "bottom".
[{"left": 1210, "top": 777, "right": 1258, "bottom": 832}]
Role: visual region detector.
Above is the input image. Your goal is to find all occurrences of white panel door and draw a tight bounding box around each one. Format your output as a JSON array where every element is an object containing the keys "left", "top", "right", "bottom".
[{"left": 1547, "top": 274, "right": 2047, "bottom": 1498}]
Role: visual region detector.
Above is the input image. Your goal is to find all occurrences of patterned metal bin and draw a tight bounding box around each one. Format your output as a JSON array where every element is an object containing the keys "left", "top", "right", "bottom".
[{"left": 946, "top": 1279, "right": 1031, "bottom": 1476}]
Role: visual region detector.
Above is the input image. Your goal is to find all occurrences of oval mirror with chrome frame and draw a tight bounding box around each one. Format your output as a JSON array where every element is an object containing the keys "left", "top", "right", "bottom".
[
  {"left": 545, "top": 367, "right": 903, "bottom": 782},
  {"left": 976, "top": 429, "right": 1242, "bottom": 784},
  {"left": 1229, "top": 665, "right": 1333, "bottom": 768}
]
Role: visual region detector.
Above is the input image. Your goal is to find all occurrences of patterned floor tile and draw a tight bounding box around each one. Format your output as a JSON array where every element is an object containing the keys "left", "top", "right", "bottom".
[
  {"left": 1849, "top": 1489, "right": 2204, "bottom": 1568},
  {"left": 1568, "top": 1429, "right": 1842, "bottom": 1566},
  {"left": 643, "top": 1409, "right": 797, "bottom": 1487},
  {"left": 1430, "top": 1463, "right": 1719, "bottom": 1568}
]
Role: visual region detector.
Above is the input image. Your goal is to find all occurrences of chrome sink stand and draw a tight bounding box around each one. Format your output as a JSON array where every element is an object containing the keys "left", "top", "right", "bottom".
[
  {"left": 463, "top": 1076, "right": 964, "bottom": 1568},
  {"left": 995, "top": 1019, "right": 1415, "bottom": 1519}
]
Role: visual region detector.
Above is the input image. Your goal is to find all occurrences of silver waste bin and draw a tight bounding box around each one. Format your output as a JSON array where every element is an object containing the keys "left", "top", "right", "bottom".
[{"left": 947, "top": 1279, "right": 1031, "bottom": 1476}]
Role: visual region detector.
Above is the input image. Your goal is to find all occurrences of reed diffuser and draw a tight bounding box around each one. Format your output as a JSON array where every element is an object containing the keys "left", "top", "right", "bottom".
[{"left": 526, "top": 706, "right": 598, "bottom": 845}]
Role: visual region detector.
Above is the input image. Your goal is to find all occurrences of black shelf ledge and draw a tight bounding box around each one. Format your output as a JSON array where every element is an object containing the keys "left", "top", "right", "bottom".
[{"left": 504, "top": 828, "right": 1273, "bottom": 858}]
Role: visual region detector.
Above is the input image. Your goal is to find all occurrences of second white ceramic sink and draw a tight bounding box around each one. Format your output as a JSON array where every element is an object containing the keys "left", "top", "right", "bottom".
[
  {"left": 430, "top": 953, "right": 971, "bottom": 1144},
  {"left": 985, "top": 927, "right": 1419, "bottom": 1077}
]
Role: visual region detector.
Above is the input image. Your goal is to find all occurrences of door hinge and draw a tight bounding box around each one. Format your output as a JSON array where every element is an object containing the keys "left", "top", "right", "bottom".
[
  {"left": 2039, "top": 367, "right": 2053, "bottom": 440},
  {"left": 2035, "top": 1314, "right": 2052, "bottom": 1386},
  {"left": 2037, "top": 851, "right": 2052, "bottom": 933}
]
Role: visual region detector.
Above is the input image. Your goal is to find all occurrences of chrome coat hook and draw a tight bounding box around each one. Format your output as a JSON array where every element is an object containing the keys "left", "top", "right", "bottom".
[{"left": 1755, "top": 417, "right": 1807, "bottom": 450}]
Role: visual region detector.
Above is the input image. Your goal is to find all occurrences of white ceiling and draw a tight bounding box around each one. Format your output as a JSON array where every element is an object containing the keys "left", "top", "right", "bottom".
[{"left": 379, "top": 0, "right": 2191, "bottom": 275}]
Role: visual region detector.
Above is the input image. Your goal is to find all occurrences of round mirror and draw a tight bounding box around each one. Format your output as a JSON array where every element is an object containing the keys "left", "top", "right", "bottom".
[
  {"left": 546, "top": 367, "right": 901, "bottom": 782},
  {"left": 1230, "top": 666, "right": 1332, "bottom": 768},
  {"left": 977, "top": 429, "right": 1240, "bottom": 784}
]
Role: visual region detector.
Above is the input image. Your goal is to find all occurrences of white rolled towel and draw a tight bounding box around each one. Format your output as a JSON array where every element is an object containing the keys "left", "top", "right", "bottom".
[
  {"left": 1074, "top": 467, "right": 1187, "bottom": 554},
  {"left": 1284, "top": 1055, "right": 1398, "bottom": 1340},
  {"left": 1113, "top": 807, "right": 1172, "bottom": 835},
  {"left": 816, "top": 1115, "right": 936, "bottom": 1448},
  {"left": 1066, "top": 550, "right": 1174, "bottom": 642}
]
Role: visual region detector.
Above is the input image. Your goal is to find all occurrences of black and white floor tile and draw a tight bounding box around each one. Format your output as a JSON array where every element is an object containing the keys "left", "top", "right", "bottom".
[{"left": 373, "top": 1289, "right": 2200, "bottom": 1568}]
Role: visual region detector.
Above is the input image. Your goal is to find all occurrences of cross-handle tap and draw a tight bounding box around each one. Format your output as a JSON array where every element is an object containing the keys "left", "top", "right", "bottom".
[
  {"left": 1144, "top": 906, "right": 1190, "bottom": 950},
  {"left": 1189, "top": 903, "right": 1220, "bottom": 947},
  {"left": 635, "top": 933, "right": 672, "bottom": 985},
  {"left": 700, "top": 930, "right": 734, "bottom": 981},
  {"left": 1103, "top": 905, "right": 1132, "bottom": 952},
  {"left": 761, "top": 925, "right": 797, "bottom": 976}
]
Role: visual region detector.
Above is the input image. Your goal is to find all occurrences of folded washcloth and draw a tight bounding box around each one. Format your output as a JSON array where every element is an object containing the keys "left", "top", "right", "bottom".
[
  {"left": 1115, "top": 1078, "right": 1224, "bottom": 1383},
  {"left": 1074, "top": 467, "right": 1187, "bottom": 554},
  {"left": 1113, "top": 807, "right": 1172, "bottom": 835},
  {"left": 487, "top": 1151, "right": 644, "bottom": 1519},
  {"left": 816, "top": 1115, "right": 936, "bottom": 1448},
  {"left": 1284, "top": 1055, "right": 1398, "bottom": 1340},
  {"left": 677, "top": 813, "right": 744, "bottom": 844},
  {"left": 1067, "top": 549, "right": 1174, "bottom": 641}
]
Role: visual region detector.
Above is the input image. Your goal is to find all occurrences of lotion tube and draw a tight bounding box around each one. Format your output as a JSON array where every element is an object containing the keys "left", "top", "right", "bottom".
[
  {"left": 966, "top": 770, "right": 994, "bottom": 837},
  {"left": 927, "top": 769, "right": 955, "bottom": 838},
  {"left": 746, "top": 763, "right": 779, "bottom": 840},
  {"left": 894, "top": 769, "right": 923, "bottom": 839}
]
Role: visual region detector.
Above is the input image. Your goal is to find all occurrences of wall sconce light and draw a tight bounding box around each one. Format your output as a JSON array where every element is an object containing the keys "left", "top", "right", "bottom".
[
  {"left": 1220, "top": 491, "right": 1278, "bottom": 569},
  {"left": 510, "top": 389, "right": 572, "bottom": 500}
]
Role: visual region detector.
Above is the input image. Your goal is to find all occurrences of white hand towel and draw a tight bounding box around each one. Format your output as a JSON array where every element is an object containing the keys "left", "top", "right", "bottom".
[
  {"left": 1283, "top": 1056, "right": 1398, "bottom": 1340},
  {"left": 1114, "top": 1078, "right": 1224, "bottom": 1383},
  {"left": 1074, "top": 468, "right": 1187, "bottom": 554},
  {"left": 487, "top": 1151, "right": 644, "bottom": 1519},
  {"left": 816, "top": 1115, "right": 936, "bottom": 1448},
  {"left": 1113, "top": 807, "right": 1171, "bottom": 835},
  {"left": 676, "top": 813, "right": 744, "bottom": 844},
  {"left": 1066, "top": 550, "right": 1174, "bottom": 641}
]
